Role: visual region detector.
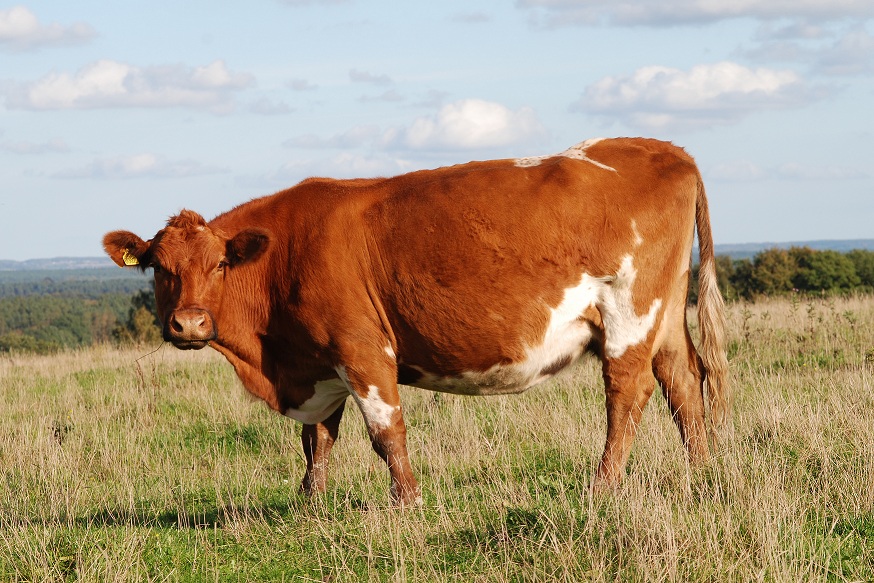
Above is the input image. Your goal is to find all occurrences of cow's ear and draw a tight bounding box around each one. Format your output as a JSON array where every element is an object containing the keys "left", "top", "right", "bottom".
[
  {"left": 103, "top": 231, "right": 150, "bottom": 268},
  {"left": 226, "top": 229, "right": 270, "bottom": 266}
]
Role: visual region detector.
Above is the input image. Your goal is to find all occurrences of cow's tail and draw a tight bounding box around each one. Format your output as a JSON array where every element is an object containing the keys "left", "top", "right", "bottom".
[{"left": 695, "top": 179, "right": 731, "bottom": 440}]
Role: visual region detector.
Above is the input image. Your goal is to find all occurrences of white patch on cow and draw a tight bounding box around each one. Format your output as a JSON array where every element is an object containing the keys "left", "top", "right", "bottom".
[
  {"left": 384, "top": 345, "right": 396, "bottom": 360},
  {"left": 631, "top": 220, "right": 643, "bottom": 247},
  {"left": 332, "top": 366, "right": 400, "bottom": 430},
  {"left": 351, "top": 385, "right": 400, "bottom": 430},
  {"left": 284, "top": 378, "right": 350, "bottom": 425},
  {"left": 514, "top": 138, "right": 616, "bottom": 172},
  {"left": 600, "top": 255, "right": 662, "bottom": 359},
  {"left": 404, "top": 254, "right": 662, "bottom": 393},
  {"left": 407, "top": 274, "right": 605, "bottom": 395}
]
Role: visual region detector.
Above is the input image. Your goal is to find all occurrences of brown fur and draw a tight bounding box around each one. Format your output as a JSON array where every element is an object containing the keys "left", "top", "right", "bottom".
[{"left": 103, "top": 137, "right": 729, "bottom": 504}]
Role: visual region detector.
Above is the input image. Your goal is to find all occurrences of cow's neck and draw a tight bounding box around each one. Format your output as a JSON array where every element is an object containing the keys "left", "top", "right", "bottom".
[
  {"left": 209, "top": 336, "right": 284, "bottom": 411},
  {"left": 209, "top": 242, "right": 282, "bottom": 409}
]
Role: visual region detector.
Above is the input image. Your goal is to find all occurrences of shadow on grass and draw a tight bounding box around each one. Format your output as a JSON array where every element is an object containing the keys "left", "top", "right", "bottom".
[{"left": 72, "top": 491, "right": 370, "bottom": 530}]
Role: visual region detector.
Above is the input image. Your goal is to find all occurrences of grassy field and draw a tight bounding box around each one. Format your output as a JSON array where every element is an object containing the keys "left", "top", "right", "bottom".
[{"left": 0, "top": 294, "right": 872, "bottom": 582}]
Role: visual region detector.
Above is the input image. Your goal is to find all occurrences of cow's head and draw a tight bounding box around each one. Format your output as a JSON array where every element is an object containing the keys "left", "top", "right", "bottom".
[{"left": 103, "top": 210, "right": 269, "bottom": 349}]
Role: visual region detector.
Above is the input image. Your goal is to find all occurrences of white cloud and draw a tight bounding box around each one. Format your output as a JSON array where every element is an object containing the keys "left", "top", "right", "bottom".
[
  {"left": 289, "top": 78, "right": 318, "bottom": 91},
  {"left": 275, "top": 99, "right": 548, "bottom": 182},
  {"left": 54, "top": 154, "right": 226, "bottom": 179},
  {"left": 776, "top": 162, "right": 868, "bottom": 180},
  {"left": 358, "top": 89, "right": 405, "bottom": 103},
  {"left": 385, "top": 99, "right": 546, "bottom": 150},
  {"left": 412, "top": 89, "right": 450, "bottom": 109},
  {"left": 0, "top": 6, "right": 95, "bottom": 51},
  {"left": 742, "top": 39, "right": 810, "bottom": 63},
  {"left": 301, "top": 152, "right": 414, "bottom": 178},
  {"left": 745, "top": 24, "right": 874, "bottom": 76},
  {"left": 5, "top": 59, "right": 253, "bottom": 112},
  {"left": 249, "top": 97, "right": 292, "bottom": 115},
  {"left": 813, "top": 26, "right": 874, "bottom": 75},
  {"left": 575, "top": 61, "right": 819, "bottom": 131},
  {"left": 190, "top": 60, "right": 247, "bottom": 88},
  {"left": 754, "top": 21, "right": 828, "bottom": 41},
  {"left": 451, "top": 12, "right": 492, "bottom": 24},
  {"left": 517, "top": 0, "right": 874, "bottom": 27},
  {"left": 349, "top": 69, "right": 392, "bottom": 85},
  {"left": 321, "top": 152, "right": 415, "bottom": 177},
  {"left": 0, "top": 138, "right": 69, "bottom": 154},
  {"left": 284, "top": 100, "right": 545, "bottom": 153}
]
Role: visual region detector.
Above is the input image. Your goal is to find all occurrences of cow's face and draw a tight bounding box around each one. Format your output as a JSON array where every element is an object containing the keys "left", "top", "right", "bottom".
[{"left": 103, "top": 210, "right": 269, "bottom": 350}]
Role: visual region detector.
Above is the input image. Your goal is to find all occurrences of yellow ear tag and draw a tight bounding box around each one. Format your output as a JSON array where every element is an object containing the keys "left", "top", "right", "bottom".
[{"left": 122, "top": 249, "right": 139, "bottom": 266}]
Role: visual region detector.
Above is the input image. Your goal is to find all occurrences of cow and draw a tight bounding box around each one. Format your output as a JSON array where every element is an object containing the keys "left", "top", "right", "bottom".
[{"left": 103, "top": 137, "right": 729, "bottom": 506}]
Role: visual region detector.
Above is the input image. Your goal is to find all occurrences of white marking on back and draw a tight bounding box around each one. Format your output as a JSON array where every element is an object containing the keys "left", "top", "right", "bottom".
[
  {"left": 631, "top": 220, "right": 643, "bottom": 247},
  {"left": 284, "top": 378, "right": 349, "bottom": 425},
  {"left": 514, "top": 138, "right": 617, "bottom": 172},
  {"left": 601, "top": 255, "right": 662, "bottom": 358}
]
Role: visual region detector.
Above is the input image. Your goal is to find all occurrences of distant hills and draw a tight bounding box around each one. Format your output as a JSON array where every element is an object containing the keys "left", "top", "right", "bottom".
[
  {"left": 0, "top": 257, "right": 116, "bottom": 271},
  {"left": 1, "top": 239, "right": 873, "bottom": 270}
]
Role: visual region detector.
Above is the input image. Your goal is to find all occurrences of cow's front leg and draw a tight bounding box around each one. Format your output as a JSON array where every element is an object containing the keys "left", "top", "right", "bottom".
[
  {"left": 336, "top": 363, "right": 421, "bottom": 506},
  {"left": 300, "top": 400, "right": 346, "bottom": 495}
]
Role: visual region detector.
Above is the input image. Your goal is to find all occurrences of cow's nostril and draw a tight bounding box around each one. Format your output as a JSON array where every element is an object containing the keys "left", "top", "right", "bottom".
[{"left": 170, "top": 316, "right": 184, "bottom": 333}]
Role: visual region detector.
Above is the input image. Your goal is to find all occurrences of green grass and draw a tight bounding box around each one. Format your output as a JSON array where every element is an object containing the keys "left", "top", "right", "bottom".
[{"left": 0, "top": 295, "right": 872, "bottom": 581}]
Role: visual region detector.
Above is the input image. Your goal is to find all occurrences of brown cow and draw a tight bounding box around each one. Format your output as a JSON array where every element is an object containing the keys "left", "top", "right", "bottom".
[{"left": 104, "top": 137, "right": 729, "bottom": 505}]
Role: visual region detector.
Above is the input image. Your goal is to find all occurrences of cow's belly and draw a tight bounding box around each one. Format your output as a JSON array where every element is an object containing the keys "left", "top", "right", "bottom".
[
  {"left": 403, "top": 343, "right": 590, "bottom": 396},
  {"left": 395, "top": 254, "right": 662, "bottom": 395},
  {"left": 400, "top": 281, "right": 600, "bottom": 395},
  {"left": 283, "top": 378, "right": 350, "bottom": 424}
]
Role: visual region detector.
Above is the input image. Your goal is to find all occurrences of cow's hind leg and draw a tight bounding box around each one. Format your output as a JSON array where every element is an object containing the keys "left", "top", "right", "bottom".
[
  {"left": 300, "top": 400, "right": 346, "bottom": 495},
  {"left": 652, "top": 328, "right": 709, "bottom": 465},
  {"left": 594, "top": 344, "right": 657, "bottom": 489}
]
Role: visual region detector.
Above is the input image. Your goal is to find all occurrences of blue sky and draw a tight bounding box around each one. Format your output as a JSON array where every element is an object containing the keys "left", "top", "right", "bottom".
[{"left": 1, "top": 1, "right": 872, "bottom": 261}]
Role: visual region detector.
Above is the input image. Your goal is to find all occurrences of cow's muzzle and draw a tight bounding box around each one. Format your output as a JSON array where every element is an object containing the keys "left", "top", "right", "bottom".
[{"left": 164, "top": 308, "right": 217, "bottom": 350}]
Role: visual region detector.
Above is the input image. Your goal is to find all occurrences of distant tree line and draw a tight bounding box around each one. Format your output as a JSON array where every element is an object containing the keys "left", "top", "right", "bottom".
[
  {"left": 0, "top": 272, "right": 157, "bottom": 354},
  {"left": 0, "top": 293, "right": 131, "bottom": 353},
  {"left": 0, "top": 277, "right": 147, "bottom": 298},
  {"left": 0, "top": 268, "right": 149, "bottom": 296},
  {"left": 690, "top": 247, "right": 874, "bottom": 303}
]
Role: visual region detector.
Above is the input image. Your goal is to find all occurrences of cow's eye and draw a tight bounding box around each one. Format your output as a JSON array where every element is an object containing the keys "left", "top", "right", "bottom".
[
  {"left": 217, "top": 260, "right": 228, "bottom": 271},
  {"left": 151, "top": 262, "right": 163, "bottom": 274}
]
